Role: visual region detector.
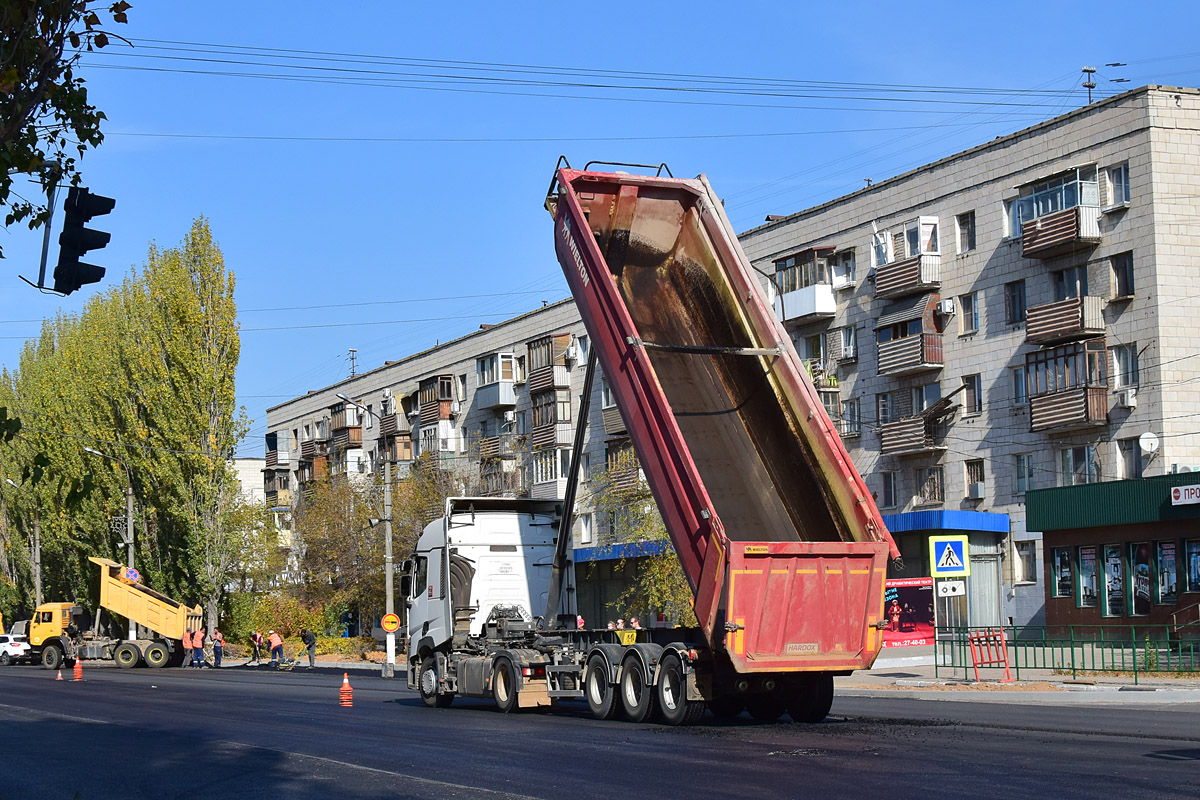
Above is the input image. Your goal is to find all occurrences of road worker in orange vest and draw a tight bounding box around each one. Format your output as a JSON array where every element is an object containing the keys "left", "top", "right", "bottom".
[
  {"left": 182, "top": 629, "right": 193, "bottom": 668},
  {"left": 192, "top": 627, "right": 206, "bottom": 668},
  {"left": 268, "top": 630, "right": 284, "bottom": 668}
]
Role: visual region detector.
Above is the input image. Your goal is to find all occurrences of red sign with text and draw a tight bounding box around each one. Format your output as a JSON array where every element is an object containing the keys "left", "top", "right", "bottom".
[{"left": 882, "top": 577, "right": 936, "bottom": 648}]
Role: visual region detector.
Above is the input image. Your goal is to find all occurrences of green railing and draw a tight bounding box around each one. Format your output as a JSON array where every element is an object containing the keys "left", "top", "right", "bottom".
[{"left": 934, "top": 625, "right": 1200, "bottom": 685}]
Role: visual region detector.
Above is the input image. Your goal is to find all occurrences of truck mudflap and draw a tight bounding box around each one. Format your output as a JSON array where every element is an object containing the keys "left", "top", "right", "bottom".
[{"left": 723, "top": 541, "right": 889, "bottom": 672}]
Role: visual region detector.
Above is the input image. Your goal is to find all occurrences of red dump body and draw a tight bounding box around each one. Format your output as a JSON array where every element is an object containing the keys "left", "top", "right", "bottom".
[{"left": 549, "top": 166, "right": 898, "bottom": 674}]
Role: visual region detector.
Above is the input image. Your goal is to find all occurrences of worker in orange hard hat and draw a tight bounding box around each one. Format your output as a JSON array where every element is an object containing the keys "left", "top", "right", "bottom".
[{"left": 267, "top": 630, "right": 284, "bottom": 668}]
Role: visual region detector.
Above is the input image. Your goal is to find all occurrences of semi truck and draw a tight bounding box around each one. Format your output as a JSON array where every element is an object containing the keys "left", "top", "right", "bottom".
[
  {"left": 29, "top": 556, "right": 203, "bottom": 670},
  {"left": 403, "top": 161, "right": 898, "bottom": 724}
]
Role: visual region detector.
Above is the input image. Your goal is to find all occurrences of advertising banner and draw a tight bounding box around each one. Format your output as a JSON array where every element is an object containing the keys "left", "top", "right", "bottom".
[{"left": 883, "top": 577, "right": 935, "bottom": 648}]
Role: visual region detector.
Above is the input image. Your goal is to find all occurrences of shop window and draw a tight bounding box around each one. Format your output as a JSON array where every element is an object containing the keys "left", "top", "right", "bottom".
[
  {"left": 1186, "top": 540, "right": 1200, "bottom": 594},
  {"left": 1015, "top": 541, "right": 1038, "bottom": 584},
  {"left": 1102, "top": 544, "right": 1125, "bottom": 617},
  {"left": 1128, "top": 542, "right": 1152, "bottom": 616},
  {"left": 1077, "top": 546, "right": 1099, "bottom": 608},
  {"left": 1051, "top": 547, "right": 1073, "bottom": 598},
  {"left": 1156, "top": 541, "right": 1179, "bottom": 605}
]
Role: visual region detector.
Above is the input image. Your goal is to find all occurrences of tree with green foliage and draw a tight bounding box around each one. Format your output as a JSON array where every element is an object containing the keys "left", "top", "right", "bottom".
[
  {"left": 0, "top": 1, "right": 131, "bottom": 255},
  {"left": 292, "top": 475, "right": 384, "bottom": 615}
]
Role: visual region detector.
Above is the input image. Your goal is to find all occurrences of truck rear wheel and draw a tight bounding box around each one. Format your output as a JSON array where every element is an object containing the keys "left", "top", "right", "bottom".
[
  {"left": 655, "top": 652, "right": 704, "bottom": 726},
  {"left": 492, "top": 658, "right": 519, "bottom": 713},
  {"left": 745, "top": 692, "right": 786, "bottom": 722},
  {"left": 707, "top": 695, "right": 745, "bottom": 720},
  {"left": 419, "top": 656, "right": 454, "bottom": 708},
  {"left": 115, "top": 642, "right": 142, "bottom": 669},
  {"left": 144, "top": 642, "right": 170, "bottom": 668},
  {"left": 787, "top": 674, "right": 834, "bottom": 723},
  {"left": 41, "top": 644, "right": 63, "bottom": 671},
  {"left": 584, "top": 653, "right": 620, "bottom": 720},
  {"left": 619, "top": 656, "right": 658, "bottom": 723}
]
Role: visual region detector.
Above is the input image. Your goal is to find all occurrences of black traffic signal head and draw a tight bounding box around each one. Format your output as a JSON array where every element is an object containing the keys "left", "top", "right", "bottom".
[{"left": 53, "top": 187, "right": 116, "bottom": 295}]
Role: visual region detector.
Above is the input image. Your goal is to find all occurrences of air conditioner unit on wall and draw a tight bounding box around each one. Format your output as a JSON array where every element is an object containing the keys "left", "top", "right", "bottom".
[
  {"left": 968, "top": 482, "right": 986, "bottom": 500},
  {"left": 1117, "top": 388, "right": 1138, "bottom": 409},
  {"left": 937, "top": 298, "right": 956, "bottom": 316}
]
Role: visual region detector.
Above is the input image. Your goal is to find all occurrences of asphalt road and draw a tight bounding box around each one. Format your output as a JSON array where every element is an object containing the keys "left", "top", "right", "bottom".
[{"left": 0, "top": 662, "right": 1196, "bottom": 800}]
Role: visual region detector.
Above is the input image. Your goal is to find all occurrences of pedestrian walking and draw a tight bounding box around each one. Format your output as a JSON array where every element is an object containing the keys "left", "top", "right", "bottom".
[
  {"left": 182, "top": 628, "right": 193, "bottom": 668},
  {"left": 268, "top": 630, "right": 284, "bottom": 668},
  {"left": 300, "top": 628, "right": 317, "bottom": 669},
  {"left": 192, "top": 628, "right": 206, "bottom": 668},
  {"left": 249, "top": 630, "right": 264, "bottom": 665},
  {"left": 211, "top": 629, "right": 225, "bottom": 668}
]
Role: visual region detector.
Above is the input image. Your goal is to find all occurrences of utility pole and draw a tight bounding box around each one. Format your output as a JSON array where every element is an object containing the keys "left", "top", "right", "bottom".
[
  {"left": 1082, "top": 66, "right": 1097, "bottom": 104},
  {"left": 126, "top": 481, "right": 136, "bottom": 640},
  {"left": 32, "top": 515, "right": 42, "bottom": 608},
  {"left": 382, "top": 459, "right": 396, "bottom": 678}
]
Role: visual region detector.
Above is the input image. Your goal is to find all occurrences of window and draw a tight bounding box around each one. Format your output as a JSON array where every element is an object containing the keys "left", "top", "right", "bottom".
[
  {"left": 514, "top": 410, "right": 527, "bottom": 435},
  {"left": 1129, "top": 542, "right": 1152, "bottom": 616},
  {"left": 557, "top": 390, "right": 572, "bottom": 423},
  {"left": 1186, "top": 540, "right": 1200, "bottom": 594},
  {"left": 1015, "top": 453, "right": 1034, "bottom": 495},
  {"left": 955, "top": 211, "right": 976, "bottom": 253},
  {"left": 801, "top": 332, "right": 827, "bottom": 361},
  {"left": 579, "top": 513, "right": 594, "bottom": 545},
  {"left": 1110, "top": 252, "right": 1134, "bottom": 298},
  {"left": 456, "top": 374, "right": 467, "bottom": 402},
  {"left": 912, "top": 382, "right": 941, "bottom": 414},
  {"left": 532, "top": 391, "right": 557, "bottom": 427},
  {"left": 1015, "top": 541, "right": 1038, "bottom": 584},
  {"left": 839, "top": 326, "right": 857, "bottom": 361},
  {"left": 776, "top": 252, "right": 830, "bottom": 292},
  {"left": 1004, "top": 280, "right": 1027, "bottom": 324},
  {"left": 914, "top": 466, "right": 944, "bottom": 505},
  {"left": 478, "top": 354, "right": 516, "bottom": 385},
  {"left": 1051, "top": 547, "right": 1073, "bottom": 597},
  {"left": 1060, "top": 445, "right": 1099, "bottom": 486},
  {"left": 902, "top": 217, "right": 939, "bottom": 257},
  {"left": 514, "top": 356, "right": 526, "bottom": 383},
  {"left": 1026, "top": 339, "right": 1107, "bottom": 396},
  {"left": 1077, "top": 546, "right": 1099, "bottom": 608},
  {"left": 1156, "top": 541, "right": 1178, "bottom": 604},
  {"left": 1118, "top": 437, "right": 1143, "bottom": 480},
  {"left": 959, "top": 292, "right": 979, "bottom": 334},
  {"left": 1017, "top": 166, "right": 1099, "bottom": 227},
  {"left": 880, "top": 471, "right": 897, "bottom": 508},
  {"left": 528, "top": 337, "right": 555, "bottom": 370},
  {"left": 576, "top": 335, "right": 589, "bottom": 363},
  {"left": 1111, "top": 343, "right": 1139, "bottom": 388},
  {"left": 1012, "top": 366, "right": 1028, "bottom": 406},
  {"left": 872, "top": 230, "right": 893, "bottom": 267},
  {"left": 876, "top": 392, "right": 894, "bottom": 425},
  {"left": 820, "top": 392, "right": 840, "bottom": 421},
  {"left": 965, "top": 458, "right": 985, "bottom": 487},
  {"left": 581, "top": 452, "right": 591, "bottom": 475},
  {"left": 831, "top": 250, "right": 856, "bottom": 288},
  {"left": 875, "top": 317, "right": 923, "bottom": 344},
  {"left": 840, "top": 398, "right": 861, "bottom": 436},
  {"left": 1106, "top": 163, "right": 1130, "bottom": 207},
  {"left": 1003, "top": 198, "right": 1020, "bottom": 239},
  {"left": 412, "top": 556, "right": 428, "bottom": 598},
  {"left": 962, "top": 374, "right": 982, "bottom": 414},
  {"left": 533, "top": 448, "right": 571, "bottom": 484},
  {"left": 1053, "top": 265, "right": 1089, "bottom": 301},
  {"left": 601, "top": 377, "right": 616, "bottom": 409}
]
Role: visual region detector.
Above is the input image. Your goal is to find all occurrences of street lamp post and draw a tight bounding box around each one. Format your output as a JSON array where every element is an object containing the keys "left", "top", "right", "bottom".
[
  {"left": 84, "top": 447, "right": 136, "bottom": 641},
  {"left": 4, "top": 478, "right": 41, "bottom": 607},
  {"left": 337, "top": 393, "right": 397, "bottom": 679}
]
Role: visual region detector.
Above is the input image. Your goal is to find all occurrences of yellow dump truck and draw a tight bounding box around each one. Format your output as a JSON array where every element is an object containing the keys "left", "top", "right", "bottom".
[{"left": 29, "top": 557, "right": 203, "bottom": 670}]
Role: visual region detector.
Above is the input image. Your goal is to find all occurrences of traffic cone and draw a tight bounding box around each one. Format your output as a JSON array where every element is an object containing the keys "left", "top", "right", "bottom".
[
  {"left": 339, "top": 672, "right": 353, "bottom": 708},
  {"left": 73, "top": 659, "right": 83, "bottom": 682},
  {"left": 55, "top": 669, "right": 63, "bottom": 681}
]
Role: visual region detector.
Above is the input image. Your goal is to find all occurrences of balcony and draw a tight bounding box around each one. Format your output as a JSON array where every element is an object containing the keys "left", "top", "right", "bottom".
[
  {"left": 837, "top": 418, "right": 861, "bottom": 439},
  {"left": 528, "top": 365, "right": 570, "bottom": 393},
  {"left": 1029, "top": 387, "right": 1108, "bottom": 433},
  {"left": 380, "top": 434, "right": 413, "bottom": 464},
  {"left": 265, "top": 448, "right": 290, "bottom": 468},
  {"left": 266, "top": 488, "right": 291, "bottom": 508},
  {"left": 377, "top": 411, "right": 410, "bottom": 438},
  {"left": 774, "top": 283, "right": 836, "bottom": 325},
  {"left": 300, "top": 439, "right": 328, "bottom": 459},
  {"left": 880, "top": 417, "right": 947, "bottom": 457},
  {"left": 298, "top": 456, "right": 329, "bottom": 485},
  {"left": 331, "top": 404, "right": 362, "bottom": 432},
  {"left": 1021, "top": 206, "right": 1101, "bottom": 259},
  {"left": 804, "top": 359, "right": 840, "bottom": 392},
  {"left": 874, "top": 253, "right": 941, "bottom": 299},
  {"left": 602, "top": 405, "right": 627, "bottom": 437},
  {"left": 476, "top": 433, "right": 522, "bottom": 460},
  {"left": 477, "top": 380, "right": 517, "bottom": 409},
  {"left": 331, "top": 426, "right": 363, "bottom": 451},
  {"left": 1025, "top": 295, "right": 1105, "bottom": 345},
  {"left": 531, "top": 423, "right": 573, "bottom": 450},
  {"left": 878, "top": 333, "right": 943, "bottom": 377}
]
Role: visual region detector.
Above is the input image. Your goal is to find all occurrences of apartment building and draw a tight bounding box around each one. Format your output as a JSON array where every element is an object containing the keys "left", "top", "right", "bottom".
[{"left": 737, "top": 85, "right": 1200, "bottom": 627}]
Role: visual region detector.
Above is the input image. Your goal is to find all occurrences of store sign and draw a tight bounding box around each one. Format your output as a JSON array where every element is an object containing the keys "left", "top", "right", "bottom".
[{"left": 1170, "top": 484, "right": 1200, "bottom": 505}]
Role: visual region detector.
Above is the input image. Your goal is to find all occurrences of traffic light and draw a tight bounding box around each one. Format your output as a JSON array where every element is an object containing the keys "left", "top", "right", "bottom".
[{"left": 52, "top": 187, "right": 116, "bottom": 295}]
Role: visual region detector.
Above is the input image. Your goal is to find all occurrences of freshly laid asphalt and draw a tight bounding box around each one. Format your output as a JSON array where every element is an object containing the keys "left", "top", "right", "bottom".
[{"left": 0, "top": 660, "right": 1197, "bottom": 799}]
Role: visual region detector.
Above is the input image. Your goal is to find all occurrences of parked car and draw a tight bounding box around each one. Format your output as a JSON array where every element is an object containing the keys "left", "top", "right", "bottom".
[{"left": 0, "top": 634, "right": 31, "bottom": 665}]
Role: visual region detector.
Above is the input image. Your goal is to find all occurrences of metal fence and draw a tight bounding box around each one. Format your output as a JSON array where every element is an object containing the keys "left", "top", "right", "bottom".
[{"left": 934, "top": 625, "right": 1200, "bottom": 685}]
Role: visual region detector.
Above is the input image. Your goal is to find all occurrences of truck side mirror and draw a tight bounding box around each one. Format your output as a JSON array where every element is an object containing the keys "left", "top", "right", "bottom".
[{"left": 399, "top": 574, "right": 412, "bottom": 597}]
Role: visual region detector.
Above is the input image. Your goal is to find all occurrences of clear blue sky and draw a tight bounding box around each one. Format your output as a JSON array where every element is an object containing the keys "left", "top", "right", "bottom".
[{"left": 2, "top": 1, "right": 1197, "bottom": 456}]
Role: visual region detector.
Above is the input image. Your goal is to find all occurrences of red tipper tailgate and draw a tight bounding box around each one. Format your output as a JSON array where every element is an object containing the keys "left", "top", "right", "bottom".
[{"left": 725, "top": 541, "right": 889, "bottom": 672}]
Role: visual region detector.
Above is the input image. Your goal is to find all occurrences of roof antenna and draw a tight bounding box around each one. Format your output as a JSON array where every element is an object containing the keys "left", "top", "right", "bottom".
[
  {"left": 348, "top": 348, "right": 358, "bottom": 377},
  {"left": 1082, "top": 66, "right": 1097, "bottom": 104}
]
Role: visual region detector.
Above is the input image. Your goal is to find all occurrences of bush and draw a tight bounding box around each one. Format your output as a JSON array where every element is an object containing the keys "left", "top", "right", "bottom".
[{"left": 248, "top": 594, "right": 324, "bottom": 638}]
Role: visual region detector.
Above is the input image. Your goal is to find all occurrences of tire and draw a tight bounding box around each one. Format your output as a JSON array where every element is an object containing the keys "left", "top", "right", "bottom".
[
  {"left": 584, "top": 653, "right": 621, "bottom": 720},
  {"left": 115, "top": 642, "right": 141, "bottom": 669},
  {"left": 619, "top": 656, "right": 658, "bottom": 723},
  {"left": 418, "top": 656, "right": 454, "bottom": 708},
  {"left": 144, "top": 642, "right": 170, "bottom": 669},
  {"left": 0, "top": 652, "right": 10, "bottom": 666},
  {"left": 787, "top": 674, "right": 834, "bottom": 724},
  {"left": 745, "top": 692, "right": 787, "bottom": 723},
  {"left": 41, "top": 644, "right": 63, "bottom": 671},
  {"left": 655, "top": 652, "right": 705, "bottom": 726},
  {"left": 492, "top": 658, "right": 519, "bottom": 714},
  {"left": 707, "top": 695, "right": 745, "bottom": 720}
]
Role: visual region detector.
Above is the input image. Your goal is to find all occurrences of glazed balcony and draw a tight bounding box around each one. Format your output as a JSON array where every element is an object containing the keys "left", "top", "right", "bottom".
[
  {"left": 774, "top": 283, "right": 836, "bottom": 325},
  {"left": 1025, "top": 295, "right": 1105, "bottom": 345},
  {"left": 877, "top": 333, "right": 943, "bottom": 377},
  {"left": 477, "top": 380, "right": 517, "bottom": 409},
  {"left": 874, "top": 253, "right": 941, "bottom": 299}
]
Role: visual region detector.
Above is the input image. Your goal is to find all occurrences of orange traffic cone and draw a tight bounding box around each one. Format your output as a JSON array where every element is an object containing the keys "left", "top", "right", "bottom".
[
  {"left": 55, "top": 669, "right": 63, "bottom": 681},
  {"left": 73, "top": 658, "right": 83, "bottom": 682},
  {"left": 339, "top": 672, "right": 353, "bottom": 708}
]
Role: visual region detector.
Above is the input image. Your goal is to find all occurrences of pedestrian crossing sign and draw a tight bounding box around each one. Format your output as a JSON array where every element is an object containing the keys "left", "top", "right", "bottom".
[{"left": 929, "top": 535, "right": 971, "bottom": 577}]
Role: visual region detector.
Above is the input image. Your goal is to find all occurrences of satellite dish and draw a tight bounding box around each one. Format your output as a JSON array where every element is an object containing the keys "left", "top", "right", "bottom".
[{"left": 1139, "top": 432, "right": 1160, "bottom": 454}]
